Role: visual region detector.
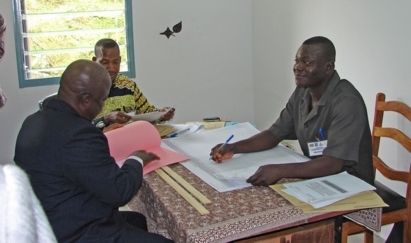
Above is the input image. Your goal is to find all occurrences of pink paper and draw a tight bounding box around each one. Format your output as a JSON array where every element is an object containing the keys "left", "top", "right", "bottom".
[{"left": 105, "top": 121, "right": 188, "bottom": 174}]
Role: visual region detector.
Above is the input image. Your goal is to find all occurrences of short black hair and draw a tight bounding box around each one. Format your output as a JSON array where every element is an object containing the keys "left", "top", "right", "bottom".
[
  {"left": 94, "top": 38, "right": 119, "bottom": 56},
  {"left": 303, "top": 36, "right": 336, "bottom": 62}
]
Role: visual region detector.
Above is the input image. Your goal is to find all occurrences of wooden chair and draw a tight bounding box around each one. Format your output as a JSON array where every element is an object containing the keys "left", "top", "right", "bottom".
[{"left": 341, "top": 93, "right": 411, "bottom": 243}]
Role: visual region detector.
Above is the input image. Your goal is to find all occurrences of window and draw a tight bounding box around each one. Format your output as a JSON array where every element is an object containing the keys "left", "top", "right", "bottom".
[{"left": 12, "top": 0, "right": 135, "bottom": 88}]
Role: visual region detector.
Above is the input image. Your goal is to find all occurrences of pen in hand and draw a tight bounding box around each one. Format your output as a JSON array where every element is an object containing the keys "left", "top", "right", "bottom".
[{"left": 209, "top": 134, "right": 234, "bottom": 160}]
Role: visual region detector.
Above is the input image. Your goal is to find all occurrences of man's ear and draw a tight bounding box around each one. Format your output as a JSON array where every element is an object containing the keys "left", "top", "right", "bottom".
[
  {"left": 119, "top": 56, "right": 122, "bottom": 63},
  {"left": 79, "top": 93, "right": 91, "bottom": 109},
  {"left": 71, "top": 93, "right": 91, "bottom": 119},
  {"left": 326, "top": 61, "right": 335, "bottom": 73}
]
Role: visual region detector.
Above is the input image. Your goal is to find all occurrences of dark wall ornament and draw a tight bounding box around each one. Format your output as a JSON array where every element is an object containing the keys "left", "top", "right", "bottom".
[{"left": 160, "top": 21, "right": 182, "bottom": 39}]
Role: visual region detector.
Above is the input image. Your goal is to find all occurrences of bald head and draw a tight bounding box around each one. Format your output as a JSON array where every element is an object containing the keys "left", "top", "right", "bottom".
[{"left": 58, "top": 59, "right": 111, "bottom": 120}]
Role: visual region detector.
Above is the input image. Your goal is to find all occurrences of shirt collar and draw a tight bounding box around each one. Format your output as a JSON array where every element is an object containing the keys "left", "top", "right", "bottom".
[
  {"left": 299, "top": 70, "right": 340, "bottom": 118},
  {"left": 317, "top": 70, "right": 340, "bottom": 106}
]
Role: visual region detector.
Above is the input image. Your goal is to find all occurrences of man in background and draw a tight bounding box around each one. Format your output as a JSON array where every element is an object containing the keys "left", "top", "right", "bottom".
[
  {"left": 92, "top": 38, "right": 175, "bottom": 130},
  {"left": 15, "top": 59, "right": 173, "bottom": 242}
]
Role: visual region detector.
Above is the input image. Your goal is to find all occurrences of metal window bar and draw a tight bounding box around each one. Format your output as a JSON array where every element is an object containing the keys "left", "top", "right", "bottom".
[
  {"left": 19, "top": 3, "right": 127, "bottom": 78},
  {"left": 22, "top": 28, "right": 125, "bottom": 38},
  {"left": 26, "top": 62, "right": 129, "bottom": 73},
  {"left": 22, "top": 10, "right": 124, "bottom": 19},
  {"left": 24, "top": 44, "right": 127, "bottom": 55}
]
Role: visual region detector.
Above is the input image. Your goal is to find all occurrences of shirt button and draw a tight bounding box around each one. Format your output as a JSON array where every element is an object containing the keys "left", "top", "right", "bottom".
[{"left": 304, "top": 124, "right": 308, "bottom": 128}]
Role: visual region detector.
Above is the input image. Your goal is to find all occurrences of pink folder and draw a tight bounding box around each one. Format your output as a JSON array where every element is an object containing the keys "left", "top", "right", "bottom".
[{"left": 105, "top": 121, "right": 188, "bottom": 174}]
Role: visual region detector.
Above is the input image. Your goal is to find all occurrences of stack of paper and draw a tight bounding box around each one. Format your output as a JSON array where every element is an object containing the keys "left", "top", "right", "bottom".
[
  {"left": 154, "top": 124, "right": 176, "bottom": 137},
  {"left": 281, "top": 172, "right": 376, "bottom": 209},
  {"left": 271, "top": 184, "right": 387, "bottom": 213},
  {"left": 163, "top": 123, "right": 205, "bottom": 137},
  {"left": 185, "top": 121, "right": 226, "bottom": 130}
]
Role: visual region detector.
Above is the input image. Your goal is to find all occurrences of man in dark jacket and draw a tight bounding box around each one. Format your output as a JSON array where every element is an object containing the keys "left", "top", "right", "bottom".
[{"left": 14, "top": 60, "right": 173, "bottom": 243}]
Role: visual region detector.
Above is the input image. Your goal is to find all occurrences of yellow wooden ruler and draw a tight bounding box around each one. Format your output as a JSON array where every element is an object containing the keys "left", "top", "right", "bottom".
[{"left": 155, "top": 168, "right": 209, "bottom": 215}]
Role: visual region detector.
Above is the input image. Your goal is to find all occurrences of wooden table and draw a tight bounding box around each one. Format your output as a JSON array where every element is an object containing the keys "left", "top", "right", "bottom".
[{"left": 128, "top": 163, "right": 372, "bottom": 243}]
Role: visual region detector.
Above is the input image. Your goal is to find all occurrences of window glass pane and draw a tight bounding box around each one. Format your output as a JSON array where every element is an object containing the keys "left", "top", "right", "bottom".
[{"left": 14, "top": 0, "right": 133, "bottom": 86}]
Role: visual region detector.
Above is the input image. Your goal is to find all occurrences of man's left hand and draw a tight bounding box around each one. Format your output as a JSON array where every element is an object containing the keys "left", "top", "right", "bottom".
[
  {"left": 159, "top": 107, "right": 175, "bottom": 121},
  {"left": 246, "top": 164, "right": 283, "bottom": 186}
]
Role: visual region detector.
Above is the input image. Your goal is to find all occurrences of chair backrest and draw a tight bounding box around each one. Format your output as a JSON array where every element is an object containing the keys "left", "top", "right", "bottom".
[
  {"left": 371, "top": 92, "right": 411, "bottom": 207},
  {"left": 38, "top": 93, "right": 57, "bottom": 110},
  {"left": 0, "top": 164, "right": 57, "bottom": 242}
]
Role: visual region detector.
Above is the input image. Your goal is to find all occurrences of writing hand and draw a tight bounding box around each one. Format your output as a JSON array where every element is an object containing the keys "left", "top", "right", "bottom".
[
  {"left": 103, "top": 111, "right": 131, "bottom": 124},
  {"left": 209, "top": 143, "right": 235, "bottom": 163},
  {"left": 159, "top": 107, "right": 175, "bottom": 121},
  {"left": 246, "top": 164, "right": 282, "bottom": 186},
  {"left": 129, "top": 150, "right": 160, "bottom": 167}
]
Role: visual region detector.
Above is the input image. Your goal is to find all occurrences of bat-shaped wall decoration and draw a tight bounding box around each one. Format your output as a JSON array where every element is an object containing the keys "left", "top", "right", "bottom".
[{"left": 160, "top": 21, "right": 182, "bottom": 39}]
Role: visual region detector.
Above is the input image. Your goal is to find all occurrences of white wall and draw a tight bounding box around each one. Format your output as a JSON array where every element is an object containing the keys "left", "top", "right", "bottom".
[
  {"left": 252, "top": 1, "right": 411, "bottom": 238},
  {"left": 0, "top": 1, "right": 61, "bottom": 165},
  {"left": 0, "top": 0, "right": 254, "bottom": 164},
  {"left": 132, "top": 0, "right": 253, "bottom": 123}
]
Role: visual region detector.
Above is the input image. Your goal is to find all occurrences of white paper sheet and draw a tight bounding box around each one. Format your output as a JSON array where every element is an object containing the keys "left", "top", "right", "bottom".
[
  {"left": 127, "top": 111, "right": 167, "bottom": 122},
  {"left": 282, "top": 171, "right": 376, "bottom": 208},
  {"left": 163, "top": 122, "right": 309, "bottom": 192},
  {"left": 160, "top": 123, "right": 205, "bottom": 137}
]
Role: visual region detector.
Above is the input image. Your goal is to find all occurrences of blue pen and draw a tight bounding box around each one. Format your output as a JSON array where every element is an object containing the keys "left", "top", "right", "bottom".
[
  {"left": 169, "top": 133, "right": 179, "bottom": 138},
  {"left": 319, "top": 128, "right": 325, "bottom": 140},
  {"left": 210, "top": 134, "right": 234, "bottom": 160},
  {"left": 169, "top": 127, "right": 190, "bottom": 138}
]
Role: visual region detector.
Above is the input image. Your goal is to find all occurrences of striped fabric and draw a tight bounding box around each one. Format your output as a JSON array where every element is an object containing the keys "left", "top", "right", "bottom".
[
  {"left": 0, "top": 13, "right": 5, "bottom": 109},
  {"left": 0, "top": 14, "right": 5, "bottom": 59}
]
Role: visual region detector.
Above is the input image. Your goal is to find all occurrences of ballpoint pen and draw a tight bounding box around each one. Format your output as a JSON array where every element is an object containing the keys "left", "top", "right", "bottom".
[
  {"left": 209, "top": 134, "right": 234, "bottom": 160},
  {"left": 319, "top": 128, "right": 325, "bottom": 140},
  {"left": 169, "top": 127, "right": 190, "bottom": 138}
]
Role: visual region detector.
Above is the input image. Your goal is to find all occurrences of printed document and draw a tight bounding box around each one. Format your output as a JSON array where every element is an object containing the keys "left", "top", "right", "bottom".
[{"left": 281, "top": 171, "right": 376, "bottom": 208}]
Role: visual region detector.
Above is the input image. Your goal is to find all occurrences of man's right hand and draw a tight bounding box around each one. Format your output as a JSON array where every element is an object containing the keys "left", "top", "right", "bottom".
[
  {"left": 129, "top": 150, "right": 160, "bottom": 167},
  {"left": 209, "top": 143, "right": 235, "bottom": 163},
  {"left": 103, "top": 111, "right": 131, "bottom": 124}
]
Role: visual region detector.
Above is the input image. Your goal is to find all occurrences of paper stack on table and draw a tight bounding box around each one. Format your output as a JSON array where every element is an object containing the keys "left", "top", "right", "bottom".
[
  {"left": 153, "top": 124, "right": 176, "bottom": 137},
  {"left": 154, "top": 123, "right": 206, "bottom": 138},
  {"left": 281, "top": 172, "right": 376, "bottom": 209},
  {"left": 163, "top": 123, "right": 205, "bottom": 137}
]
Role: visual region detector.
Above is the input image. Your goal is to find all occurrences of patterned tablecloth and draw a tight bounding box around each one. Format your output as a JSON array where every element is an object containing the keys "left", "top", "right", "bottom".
[{"left": 128, "top": 164, "right": 381, "bottom": 243}]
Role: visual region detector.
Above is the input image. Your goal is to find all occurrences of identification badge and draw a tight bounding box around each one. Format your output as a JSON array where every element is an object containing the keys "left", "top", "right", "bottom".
[{"left": 308, "top": 140, "right": 328, "bottom": 156}]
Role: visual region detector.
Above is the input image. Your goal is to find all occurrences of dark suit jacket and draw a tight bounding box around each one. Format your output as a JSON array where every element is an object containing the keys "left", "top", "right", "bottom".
[{"left": 14, "top": 99, "right": 146, "bottom": 242}]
